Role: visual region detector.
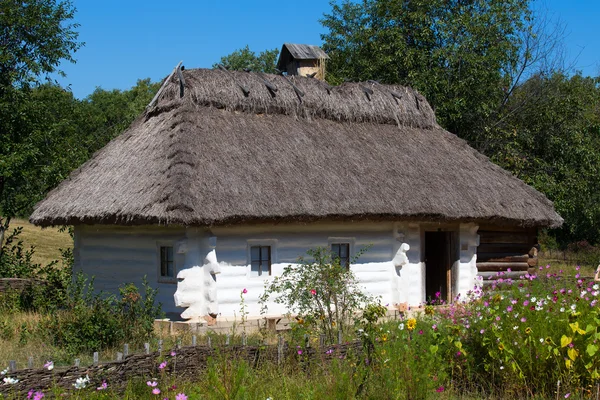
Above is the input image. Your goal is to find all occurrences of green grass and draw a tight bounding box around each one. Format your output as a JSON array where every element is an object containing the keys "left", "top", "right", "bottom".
[{"left": 5, "top": 218, "right": 72, "bottom": 266}]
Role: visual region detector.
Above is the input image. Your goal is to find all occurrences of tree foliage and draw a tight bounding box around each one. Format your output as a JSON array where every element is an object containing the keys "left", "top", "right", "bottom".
[
  {"left": 321, "top": 0, "right": 534, "bottom": 138},
  {"left": 213, "top": 45, "right": 279, "bottom": 73},
  {"left": 489, "top": 73, "right": 600, "bottom": 245}
]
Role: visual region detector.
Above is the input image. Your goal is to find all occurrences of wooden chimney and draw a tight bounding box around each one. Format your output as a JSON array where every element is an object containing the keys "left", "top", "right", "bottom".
[{"left": 276, "top": 43, "right": 329, "bottom": 80}]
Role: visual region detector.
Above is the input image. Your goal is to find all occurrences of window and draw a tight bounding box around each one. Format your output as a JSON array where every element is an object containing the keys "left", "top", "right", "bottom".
[
  {"left": 160, "top": 246, "right": 175, "bottom": 280},
  {"left": 331, "top": 243, "right": 350, "bottom": 268},
  {"left": 250, "top": 246, "right": 271, "bottom": 276}
]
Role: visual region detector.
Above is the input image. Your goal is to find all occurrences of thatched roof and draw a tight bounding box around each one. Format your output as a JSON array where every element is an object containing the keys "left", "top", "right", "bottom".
[{"left": 29, "top": 68, "right": 563, "bottom": 228}]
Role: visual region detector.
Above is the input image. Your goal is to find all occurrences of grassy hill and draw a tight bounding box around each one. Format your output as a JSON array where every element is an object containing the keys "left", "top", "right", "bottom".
[{"left": 3, "top": 218, "right": 72, "bottom": 266}]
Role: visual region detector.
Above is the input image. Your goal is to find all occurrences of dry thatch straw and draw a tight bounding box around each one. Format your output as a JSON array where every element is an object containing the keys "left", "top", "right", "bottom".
[{"left": 29, "top": 68, "right": 562, "bottom": 228}]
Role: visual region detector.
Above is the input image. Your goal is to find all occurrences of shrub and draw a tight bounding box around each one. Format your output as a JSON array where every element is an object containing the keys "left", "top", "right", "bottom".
[
  {"left": 260, "top": 246, "right": 378, "bottom": 343},
  {"left": 42, "top": 274, "right": 163, "bottom": 355}
]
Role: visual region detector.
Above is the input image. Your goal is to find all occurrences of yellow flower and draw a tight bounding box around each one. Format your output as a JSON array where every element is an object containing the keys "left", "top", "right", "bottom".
[
  {"left": 407, "top": 318, "right": 417, "bottom": 331},
  {"left": 498, "top": 343, "right": 505, "bottom": 351},
  {"left": 525, "top": 327, "right": 532, "bottom": 335}
]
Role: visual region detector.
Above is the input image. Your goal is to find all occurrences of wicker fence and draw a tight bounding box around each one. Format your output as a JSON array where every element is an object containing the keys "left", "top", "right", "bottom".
[{"left": 0, "top": 336, "right": 363, "bottom": 396}]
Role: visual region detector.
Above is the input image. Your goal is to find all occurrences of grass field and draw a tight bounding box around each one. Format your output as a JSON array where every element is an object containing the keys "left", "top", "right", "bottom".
[{"left": 3, "top": 218, "right": 72, "bottom": 266}]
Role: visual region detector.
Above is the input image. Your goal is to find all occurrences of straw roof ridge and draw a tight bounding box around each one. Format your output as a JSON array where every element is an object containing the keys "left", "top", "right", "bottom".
[{"left": 146, "top": 68, "right": 438, "bottom": 129}]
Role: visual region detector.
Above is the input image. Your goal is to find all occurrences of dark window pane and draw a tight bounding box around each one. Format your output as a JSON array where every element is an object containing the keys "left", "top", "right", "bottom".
[{"left": 251, "top": 246, "right": 260, "bottom": 263}]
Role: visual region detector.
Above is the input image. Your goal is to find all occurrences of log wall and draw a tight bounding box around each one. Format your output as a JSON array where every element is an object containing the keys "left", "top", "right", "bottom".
[{"left": 477, "top": 225, "right": 538, "bottom": 283}]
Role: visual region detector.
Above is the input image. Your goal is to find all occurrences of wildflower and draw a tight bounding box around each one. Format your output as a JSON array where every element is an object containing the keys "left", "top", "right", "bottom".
[
  {"left": 28, "top": 390, "right": 34, "bottom": 399},
  {"left": 169, "top": 385, "right": 177, "bottom": 391},
  {"left": 242, "top": 288, "right": 248, "bottom": 294},
  {"left": 565, "top": 394, "right": 571, "bottom": 398},
  {"left": 513, "top": 326, "right": 518, "bottom": 330},
  {"left": 326, "top": 349, "right": 334, "bottom": 355},
  {"left": 398, "top": 323, "right": 405, "bottom": 330},
  {"left": 43, "top": 361, "right": 54, "bottom": 371},
  {"left": 170, "top": 351, "right": 176, "bottom": 357},
  {"left": 580, "top": 291, "right": 587, "bottom": 298},
  {"left": 152, "top": 388, "right": 161, "bottom": 395},
  {"left": 407, "top": 318, "right": 417, "bottom": 331},
  {"left": 498, "top": 343, "right": 505, "bottom": 351},
  {"left": 33, "top": 392, "right": 44, "bottom": 400},
  {"left": 147, "top": 380, "right": 158, "bottom": 387},
  {"left": 525, "top": 327, "right": 532, "bottom": 335},
  {"left": 539, "top": 338, "right": 544, "bottom": 343},
  {"left": 297, "top": 350, "right": 303, "bottom": 355},
  {"left": 73, "top": 375, "right": 90, "bottom": 389},
  {"left": 520, "top": 317, "right": 527, "bottom": 323},
  {"left": 593, "top": 284, "right": 599, "bottom": 290},
  {"left": 159, "top": 361, "right": 167, "bottom": 370},
  {"left": 456, "top": 351, "right": 462, "bottom": 357},
  {"left": 97, "top": 380, "right": 108, "bottom": 391},
  {"left": 531, "top": 297, "right": 537, "bottom": 303},
  {"left": 3, "top": 377, "right": 19, "bottom": 384},
  {"left": 570, "top": 304, "right": 577, "bottom": 311},
  {"left": 480, "top": 329, "right": 485, "bottom": 334},
  {"left": 418, "top": 329, "right": 423, "bottom": 335},
  {"left": 432, "top": 324, "right": 437, "bottom": 330},
  {"left": 506, "top": 306, "right": 513, "bottom": 312},
  {"left": 310, "top": 289, "right": 316, "bottom": 295},
  {"left": 176, "top": 394, "right": 188, "bottom": 400},
  {"left": 591, "top": 300, "right": 598, "bottom": 307},
  {"left": 436, "top": 386, "right": 445, "bottom": 392},
  {"left": 0, "top": 368, "right": 7, "bottom": 375}
]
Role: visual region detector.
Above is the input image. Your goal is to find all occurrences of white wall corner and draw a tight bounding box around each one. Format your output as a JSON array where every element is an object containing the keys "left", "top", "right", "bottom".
[{"left": 457, "top": 223, "right": 481, "bottom": 300}]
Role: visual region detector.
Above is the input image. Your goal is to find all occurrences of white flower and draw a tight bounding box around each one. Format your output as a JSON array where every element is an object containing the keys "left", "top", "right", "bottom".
[
  {"left": 531, "top": 297, "right": 537, "bottom": 303},
  {"left": 570, "top": 304, "right": 577, "bottom": 311},
  {"left": 560, "top": 307, "right": 565, "bottom": 312},
  {"left": 513, "top": 326, "right": 518, "bottom": 330},
  {"left": 3, "top": 377, "right": 18, "bottom": 384},
  {"left": 0, "top": 368, "right": 7, "bottom": 376},
  {"left": 44, "top": 361, "right": 54, "bottom": 371},
  {"left": 539, "top": 338, "right": 544, "bottom": 343},
  {"left": 73, "top": 375, "right": 90, "bottom": 389},
  {"left": 593, "top": 284, "right": 599, "bottom": 290},
  {"left": 500, "top": 366, "right": 504, "bottom": 370},
  {"left": 398, "top": 323, "right": 405, "bottom": 330},
  {"left": 593, "top": 291, "right": 599, "bottom": 297},
  {"left": 581, "top": 291, "right": 587, "bottom": 298}
]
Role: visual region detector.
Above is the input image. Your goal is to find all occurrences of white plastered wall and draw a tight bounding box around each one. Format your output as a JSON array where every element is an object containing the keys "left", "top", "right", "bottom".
[{"left": 456, "top": 223, "right": 481, "bottom": 300}]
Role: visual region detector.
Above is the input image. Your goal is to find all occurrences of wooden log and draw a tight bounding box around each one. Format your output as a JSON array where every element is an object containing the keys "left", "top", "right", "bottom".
[
  {"left": 479, "top": 271, "right": 527, "bottom": 281},
  {"left": 477, "top": 243, "right": 532, "bottom": 254},
  {"left": 479, "top": 232, "right": 530, "bottom": 244},
  {"left": 477, "top": 253, "right": 529, "bottom": 263},
  {"left": 476, "top": 262, "right": 529, "bottom": 272}
]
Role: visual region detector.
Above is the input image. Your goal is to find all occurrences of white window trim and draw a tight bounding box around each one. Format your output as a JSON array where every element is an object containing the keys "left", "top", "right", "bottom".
[
  {"left": 247, "top": 239, "right": 278, "bottom": 278},
  {"left": 156, "top": 241, "right": 177, "bottom": 284},
  {"left": 328, "top": 237, "right": 356, "bottom": 267}
]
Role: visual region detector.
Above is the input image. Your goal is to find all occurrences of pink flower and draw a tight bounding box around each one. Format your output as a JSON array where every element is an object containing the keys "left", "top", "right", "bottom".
[
  {"left": 170, "top": 351, "right": 176, "bottom": 357},
  {"left": 147, "top": 381, "right": 158, "bottom": 387},
  {"left": 310, "top": 289, "right": 316, "bottom": 295},
  {"left": 33, "top": 392, "right": 45, "bottom": 400},
  {"left": 152, "top": 388, "right": 161, "bottom": 395},
  {"left": 176, "top": 394, "right": 188, "bottom": 400},
  {"left": 565, "top": 393, "right": 571, "bottom": 398},
  {"left": 520, "top": 317, "right": 526, "bottom": 323},
  {"left": 159, "top": 361, "right": 167, "bottom": 370},
  {"left": 242, "top": 288, "right": 248, "bottom": 294},
  {"left": 418, "top": 330, "right": 423, "bottom": 335},
  {"left": 96, "top": 381, "right": 108, "bottom": 391},
  {"left": 297, "top": 350, "right": 303, "bottom": 355},
  {"left": 28, "top": 390, "right": 34, "bottom": 399},
  {"left": 436, "top": 386, "right": 445, "bottom": 392}
]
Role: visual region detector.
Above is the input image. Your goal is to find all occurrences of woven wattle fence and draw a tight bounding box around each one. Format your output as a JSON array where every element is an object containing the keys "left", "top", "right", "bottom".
[{"left": 0, "top": 340, "right": 363, "bottom": 396}]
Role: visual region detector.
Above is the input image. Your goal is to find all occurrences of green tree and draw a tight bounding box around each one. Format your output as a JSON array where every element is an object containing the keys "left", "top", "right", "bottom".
[
  {"left": 0, "top": 0, "right": 82, "bottom": 249},
  {"left": 489, "top": 73, "right": 600, "bottom": 245},
  {"left": 321, "top": 0, "right": 541, "bottom": 139},
  {"left": 213, "top": 45, "right": 279, "bottom": 73}
]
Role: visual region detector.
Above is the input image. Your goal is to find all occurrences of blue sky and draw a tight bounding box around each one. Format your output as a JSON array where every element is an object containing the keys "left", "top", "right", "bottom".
[{"left": 55, "top": 1, "right": 600, "bottom": 99}]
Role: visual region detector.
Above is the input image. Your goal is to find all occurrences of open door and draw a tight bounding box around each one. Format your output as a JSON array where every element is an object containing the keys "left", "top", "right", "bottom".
[{"left": 425, "top": 231, "right": 455, "bottom": 303}]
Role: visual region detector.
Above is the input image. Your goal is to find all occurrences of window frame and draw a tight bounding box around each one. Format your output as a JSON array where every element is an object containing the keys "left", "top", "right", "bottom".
[
  {"left": 157, "top": 242, "right": 177, "bottom": 284},
  {"left": 328, "top": 237, "right": 355, "bottom": 269},
  {"left": 247, "top": 239, "right": 278, "bottom": 277}
]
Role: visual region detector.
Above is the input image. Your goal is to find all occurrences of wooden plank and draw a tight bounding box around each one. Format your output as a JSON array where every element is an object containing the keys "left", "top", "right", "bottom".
[
  {"left": 479, "top": 232, "right": 530, "bottom": 244},
  {"left": 477, "top": 243, "right": 532, "bottom": 254},
  {"left": 477, "top": 253, "right": 529, "bottom": 263},
  {"left": 476, "top": 262, "right": 529, "bottom": 272},
  {"left": 146, "top": 61, "right": 183, "bottom": 109}
]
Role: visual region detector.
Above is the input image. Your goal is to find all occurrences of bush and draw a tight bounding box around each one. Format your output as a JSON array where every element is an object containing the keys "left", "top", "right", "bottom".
[
  {"left": 42, "top": 274, "right": 163, "bottom": 355},
  {"left": 261, "top": 246, "right": 378, "bottom": 343}
]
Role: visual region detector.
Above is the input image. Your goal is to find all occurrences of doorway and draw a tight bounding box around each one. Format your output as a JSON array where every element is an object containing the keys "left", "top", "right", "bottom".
[{"left": 425, "top": 231, "right": 455, "bottom": 303}]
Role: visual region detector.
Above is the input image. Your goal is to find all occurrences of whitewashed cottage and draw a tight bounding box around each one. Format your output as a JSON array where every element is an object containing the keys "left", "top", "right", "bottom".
[{"left": 30, "top": 45, "right": 562, "bottom": 322}]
